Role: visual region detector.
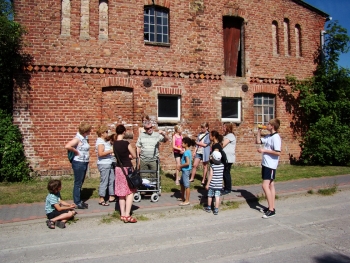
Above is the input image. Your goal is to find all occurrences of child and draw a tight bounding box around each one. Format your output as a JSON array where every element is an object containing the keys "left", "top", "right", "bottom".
[
  {"left": 256, "top": 118, "right": 282, "bottom": 219},
  {"left": 190, "top": 122, "right": 211, "bottom": 185},
  {"left": 45, "top": 179, "right": 77, "bottom": 229},
  {"left": 176, "top": 137, "right": 196, "bottom": 206},
  {"left": 172, "top": 125, "right": 184, "bottom": 185},
  {"left": 204, "top": 151, "right": 225, "bottom": 215}
]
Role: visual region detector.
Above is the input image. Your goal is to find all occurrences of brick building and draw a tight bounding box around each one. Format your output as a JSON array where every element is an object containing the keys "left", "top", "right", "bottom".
[{"left": 13, "top": 0, "right": 328, "bottom": 176}]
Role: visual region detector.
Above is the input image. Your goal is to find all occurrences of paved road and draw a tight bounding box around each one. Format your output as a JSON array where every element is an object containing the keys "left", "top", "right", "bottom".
[{"left": 0, "top": 190, "right": 349, "bottom": 263}]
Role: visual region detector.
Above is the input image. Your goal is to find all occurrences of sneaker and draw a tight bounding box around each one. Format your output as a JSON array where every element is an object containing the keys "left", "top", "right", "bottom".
[
  {"left": 222, "top": 190, "right": 231, "bottom": 195},
  {"left": 260, "top": 208, "right": 276, "bottom": 214},
  {"left": 262, "top": 210, "right": 276, "bottom": 219},
  {"left": 76, "top": 203, "right": 87, "bottom": 209},
  {"left": 204, "top": 206, "right": 211, "bottom": 213},
  {"left": 213, "top": 208, "right": 219, "bottom": 215}
]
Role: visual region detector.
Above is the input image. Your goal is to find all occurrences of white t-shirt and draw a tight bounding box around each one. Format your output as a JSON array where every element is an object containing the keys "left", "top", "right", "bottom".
[
  {"left": 95, "top": 137, "right": 113, "bottom": 165},
  {"left": 261, "top": 133, "right": 281, "bottom": 169}
]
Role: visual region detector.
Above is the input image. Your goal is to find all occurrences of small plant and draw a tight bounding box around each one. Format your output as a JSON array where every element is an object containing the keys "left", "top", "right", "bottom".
[
  {"left": 317, "top": 185, "right": 337, "bottom": 196},
  {"left": 66, "top": 217, "right": 79, "bottom": 225},
  {"left": 220, "top": 201, "right": 239, "bottom": 211},
  {"left": 192, "top": 204, "right": 203, "bottom": 210},
  {"left": 135, "top": 214, "right": 149, "bottom": 221},
  {"left": 307, "top": 189, "right": 315, "bottom": 194}
]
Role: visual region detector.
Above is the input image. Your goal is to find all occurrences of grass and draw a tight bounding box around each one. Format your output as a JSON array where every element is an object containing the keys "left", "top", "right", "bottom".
[
  {"left": 0, "top": 164, "right": 349, "bottom": 205},
  {"left": 317, "top": 184, "right": 338, "bottom": 196}
]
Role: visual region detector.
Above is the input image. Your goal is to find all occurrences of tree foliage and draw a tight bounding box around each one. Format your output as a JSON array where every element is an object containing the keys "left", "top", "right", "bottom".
[
  {"left": 0, "top": 0, "right": 31, "bottom": 181},
  {"left": 281, "top": 21, "right": 350, "bottom": 165}
]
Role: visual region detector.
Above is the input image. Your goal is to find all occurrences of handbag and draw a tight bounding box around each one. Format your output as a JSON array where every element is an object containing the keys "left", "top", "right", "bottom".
[
  {"left": 67, "top": 150, "right": 75, "bottom": 163},
  {"left": 114, "top": 151, "right": 142, "bottom": 189}
]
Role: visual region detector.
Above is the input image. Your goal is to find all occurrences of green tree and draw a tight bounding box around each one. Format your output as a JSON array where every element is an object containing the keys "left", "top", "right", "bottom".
[
  {"left": 0, "top": 0, "right": 31, "bottom": 181},
  {"left": 282, "top": 21, "right": 350, "bottom": 165}
]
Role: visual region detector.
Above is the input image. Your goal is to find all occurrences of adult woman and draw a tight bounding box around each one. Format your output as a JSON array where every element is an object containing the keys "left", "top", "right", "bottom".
[
  {"left": 113, "top": 124, "right": 138, "bottom": 223},
  {"left": 222, "top": 122, "right": 236, "bottom": 195},
  {"left": 95, "top": 125, "right": 115, "bottom": 206},
  {"left": 65, "top": 123, "right": 92, "bottom": 209},
  {"left": 189, "top": 122, "right": 211, "bottom": 185}
]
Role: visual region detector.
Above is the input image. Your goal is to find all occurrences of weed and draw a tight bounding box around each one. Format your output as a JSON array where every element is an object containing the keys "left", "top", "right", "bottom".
[
  {"left": 220, "top": 201, "right": 240, "bottom": 211},
  {"left": 307, "top": 189, "right": 314, "bottom": 194},
  {"left": 136, "top": 214, "right": 149, "bottom": 221},
  {"left": 317, "top": 185, "right": 337, "bottom": 196},
  {"left": 192, "top": 204, "right": 203, "bottom": 210}
]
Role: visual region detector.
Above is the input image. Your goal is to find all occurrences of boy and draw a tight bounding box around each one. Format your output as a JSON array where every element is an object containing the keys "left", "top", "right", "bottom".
[
  {"left": 45, "top": 179, "right": 77, "bottom": 229},
  {"left": 256, "top": 118, "right": 282, "bottom": 219},
  {"left": 204, "top": 151, "right": 225, "bottom": 215}
]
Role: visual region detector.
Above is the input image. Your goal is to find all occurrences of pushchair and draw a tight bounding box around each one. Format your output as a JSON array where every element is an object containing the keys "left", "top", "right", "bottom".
[{"left": 133, "top": 159, "right": 161, "bottom": 202}]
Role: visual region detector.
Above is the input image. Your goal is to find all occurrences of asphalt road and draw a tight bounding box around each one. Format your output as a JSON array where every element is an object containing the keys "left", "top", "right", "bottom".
[{"left": 0, "top": 190, "right": 349, "bottom": 263}]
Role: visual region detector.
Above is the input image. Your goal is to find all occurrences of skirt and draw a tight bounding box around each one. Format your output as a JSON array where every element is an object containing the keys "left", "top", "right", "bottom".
[{"left": 114, "top": 166, "right": 136, "bottom": 197}]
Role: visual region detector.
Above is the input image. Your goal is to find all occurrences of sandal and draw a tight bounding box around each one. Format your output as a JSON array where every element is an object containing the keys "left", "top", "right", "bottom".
[
  {"left": 123, "top": 216, "right": 137, "bottom": 223},
  {"left": 46, "top": 219, "right": 55, "bottom": 229},
  {"left": 179, "top": 202, "right": 190, "bottom": 206},
  {"left": 98, "top": 201, "right": 110, "bottom": 206},
  {"left": 120, "top": 216, "right": 126, "bottom": 221},
  {"left": 55, "top": 221, "right": 66, "bottom": 229},
  {"left": 108, "top": 198, "right": 116, "bottom": 203},
  {"left": 176, "top": 198, "right": 183, "bottom": 201}
]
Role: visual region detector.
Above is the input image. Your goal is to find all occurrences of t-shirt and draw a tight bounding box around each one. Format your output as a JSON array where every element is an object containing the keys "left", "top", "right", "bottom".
[
  {"left": 209, "top": 163, "right": 224, "bottom": 190},
  {"left": 113, "top": 140, "right": 132, "bottom": 167},
  {"left": 136, "top": 131, "right": 166, "bottom": 161},
  {"left": 95, "top": 137, "right": 113, "bottom": 165},
  {"left": 45, "top": 192, "right": 60, "bottom": 214},
  {"left": 181, "top": 149, "right": 192, "bottom": 171},
  {"left": 261, "top": 132, "right": 281, "bottom": 169},
  {"left": 223, "top": 133, "right": 236, "bottom": 163}
]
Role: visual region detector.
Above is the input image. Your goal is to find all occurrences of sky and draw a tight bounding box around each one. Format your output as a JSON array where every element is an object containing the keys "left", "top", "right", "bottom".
[{"left": 304, "top": 0, "right": 350, "bottom": 68}]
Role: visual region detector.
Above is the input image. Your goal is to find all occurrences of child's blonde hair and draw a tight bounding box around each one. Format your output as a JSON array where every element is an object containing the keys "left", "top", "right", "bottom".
[
  {"left": 269, "top": 118, "right": 280, "bottom": 131},
  {"left": 174, "top": 125, "right": 181, "bottom": 133}
]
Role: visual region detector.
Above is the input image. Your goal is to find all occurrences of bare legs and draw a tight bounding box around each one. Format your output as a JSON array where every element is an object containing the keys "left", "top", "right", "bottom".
[
  {"left": 174, "top": 156, "right": 181, "bottom": 184},
  {"left": 190, "top": 158, "right": 208, "bottom": 183},
  {"left": 262, "top": 180, "right": 275, "bottom": 211},
  {"left": 119, "top": 193, "right": 134, "bottom": 217},
  {"left": 180, "top": 185, "right": 190, "bottom": 203}
]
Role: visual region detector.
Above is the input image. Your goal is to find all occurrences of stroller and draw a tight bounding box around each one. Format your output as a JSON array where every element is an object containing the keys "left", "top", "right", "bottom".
[{"left": 133, "top": 159, "right": 161, "bottom": 202}]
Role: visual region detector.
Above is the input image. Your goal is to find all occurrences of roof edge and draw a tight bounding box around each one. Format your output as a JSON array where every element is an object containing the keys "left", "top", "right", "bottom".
[{"left": 293, "top": 0, "right": 329, "bottom": 18}]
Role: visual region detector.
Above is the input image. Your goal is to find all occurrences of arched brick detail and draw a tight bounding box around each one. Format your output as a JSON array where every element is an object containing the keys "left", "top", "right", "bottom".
[
  {"left": 251, "top": 84, "right": 279, "bottom": 94},
  {"left": 157, "top": 87, "right": 182, "bottom": 95},
  {"left": 144, "top": 0, "right": 170, "bottom": 8},
  {"left": 100, "top": 77, "right": 137, "bottom": 89}
]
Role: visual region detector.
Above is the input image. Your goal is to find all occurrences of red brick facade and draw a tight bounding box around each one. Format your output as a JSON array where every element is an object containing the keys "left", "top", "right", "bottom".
[{"left": 13, "top": 0, "right": 327, "bottom": 176}]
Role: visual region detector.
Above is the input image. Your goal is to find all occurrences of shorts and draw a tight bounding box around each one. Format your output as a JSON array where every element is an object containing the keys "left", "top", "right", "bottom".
[
  {"left": 46, "top": 209, "right": 70, "bottom": 219},
  {"left": 180, "top": 170, "right": 191, "bottom": 188},
  {"left": 195, "top": 153, "right": 203, "bottom": 160},
  {"left": 173, "top": 152, "right": 182, "bottom": 159},
  {"left": 208, "top": 188, "right": 221, "bottom": 197},
  {"left": 261, "top": 165, "right": 276, "bottom": 180}
]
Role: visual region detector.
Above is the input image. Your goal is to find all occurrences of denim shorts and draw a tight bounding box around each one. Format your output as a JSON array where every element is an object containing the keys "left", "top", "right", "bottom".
[
  {"left": 195, "top": 153, "right": 203, "bottom": 160},
  {"left": 208, "top": 188, "right": 221, "bottom": 197},
  {"left": 180, "top": 170, "right": 190, "bottom": 188}
]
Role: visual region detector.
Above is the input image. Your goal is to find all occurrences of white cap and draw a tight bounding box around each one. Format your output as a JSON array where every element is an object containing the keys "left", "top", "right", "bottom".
[{"left": 212, "top": 151, "right": 222, "bottom": 164}]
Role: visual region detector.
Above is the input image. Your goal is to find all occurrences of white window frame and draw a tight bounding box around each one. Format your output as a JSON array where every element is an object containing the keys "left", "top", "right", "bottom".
[
  {"left": 221, "top": 97, "right": 242, "bottom": 123},
  {"left": 254, "top": 94, "right": 275, "bottom": 125},
  {"left": 157, "top": 95, "right": 181, "bottom": 122}
]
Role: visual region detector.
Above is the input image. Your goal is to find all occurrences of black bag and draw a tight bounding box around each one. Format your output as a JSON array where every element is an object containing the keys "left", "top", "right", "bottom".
[{"left": 115, "top": 152, "right": 142, "bottom": 189}]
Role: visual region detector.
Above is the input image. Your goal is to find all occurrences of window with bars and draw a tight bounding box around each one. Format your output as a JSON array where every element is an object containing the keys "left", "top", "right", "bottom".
[
  {"left": 144, "top": 6, "right": 169, "bottom": 44},
  {"left": 254, "top": 94, "right": 275, "bottom": 126}
]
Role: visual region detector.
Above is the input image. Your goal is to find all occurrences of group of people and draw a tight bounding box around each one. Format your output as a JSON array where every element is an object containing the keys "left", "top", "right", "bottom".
[
  {"left": 172, "top": 122, "right": 237, "bottom": 210},
  {"left": 44, "top": 116, "right": 281, "bottom": 229}
]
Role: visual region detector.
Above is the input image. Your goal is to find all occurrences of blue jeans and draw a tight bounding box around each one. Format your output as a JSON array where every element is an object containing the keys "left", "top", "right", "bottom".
[{"left": 72, "top": 160, "right": 88, "bottom": 205}]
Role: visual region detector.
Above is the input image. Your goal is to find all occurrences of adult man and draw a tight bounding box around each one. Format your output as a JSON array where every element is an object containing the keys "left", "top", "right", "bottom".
[{"left": 136, "top": 120, "right": 169, "bottom": 178}]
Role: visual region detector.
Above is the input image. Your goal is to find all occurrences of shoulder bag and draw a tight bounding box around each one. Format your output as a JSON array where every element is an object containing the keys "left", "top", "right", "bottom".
[{"left": 114, "top": 151, "right": 142, "bottom": 189}]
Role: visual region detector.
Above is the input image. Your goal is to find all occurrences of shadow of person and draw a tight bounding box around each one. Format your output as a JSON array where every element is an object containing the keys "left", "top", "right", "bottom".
[
  {"left": 233, "top": 189, "right": 266, "bottom": 212},
  {"left": 81, "top": 188, "right": 96, "bottom": 202}
]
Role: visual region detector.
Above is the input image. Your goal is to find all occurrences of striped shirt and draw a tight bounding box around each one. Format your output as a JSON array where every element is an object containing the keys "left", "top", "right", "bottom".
[{"left": 209, "top": 163, "right": 224, "bottom": 190}]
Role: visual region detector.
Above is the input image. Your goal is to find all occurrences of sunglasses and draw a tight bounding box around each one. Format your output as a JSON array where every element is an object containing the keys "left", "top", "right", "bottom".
[{"left": 144, "top": 127, "right": 153, "bottom": 130}]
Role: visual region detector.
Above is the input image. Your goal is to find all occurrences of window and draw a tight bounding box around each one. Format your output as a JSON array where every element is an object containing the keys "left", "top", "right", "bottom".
[
  {"left": 144, "top": 6, "right": 169, "bottom": 44},
  {"left": 221, "top": 97, "right": 241, "bottom": 122},
  {"left": 254, "top": 94, "right": 275, "bottom": 125},
  {"left": 61, "top": 0, "right": 71, "bottom": 36},
  {"left": 99, "top": 0, "right": 108, "bottom": 39},
  {"left": 158, "top": 95, "right": 180, "bottom": 121}
]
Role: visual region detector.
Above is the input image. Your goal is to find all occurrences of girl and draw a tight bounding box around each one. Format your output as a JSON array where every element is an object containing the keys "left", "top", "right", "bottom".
[
  {"left": 45, "top": 179, "right": 77, "bottom": 229},
  {"left": 210, "top": 130, "right": 227, "bottom": 165},
  {"left": 222, "top": 122, "right": 236, "bottom": 195},
  {"left": 189, "top": 122, "right": 211, "bottom": 185},
  {"left": 176, "top": 137, "right": 196, "bottom": 206},
  {"left": 172, "top": 125, "right": 184, "bottom": 185}
]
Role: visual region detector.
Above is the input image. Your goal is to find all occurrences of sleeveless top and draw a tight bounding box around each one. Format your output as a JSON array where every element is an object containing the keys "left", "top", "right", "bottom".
[
  {"left": 113, "top": 140, "right": 133, "bottom": 167},
  {"left": 173, "top": 134, "right": 183, "bottom": 153},
  {"left": 73, "top": 132, "right": 90, "bottom": 163}
]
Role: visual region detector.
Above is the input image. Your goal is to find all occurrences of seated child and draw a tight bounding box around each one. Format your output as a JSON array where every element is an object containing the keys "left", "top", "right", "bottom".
[
  {"left": 204, "top": 151, "right": 225, "bottom": 215},
  {"left": 45, "top": 179, "right": 77, "bottom": 229}
]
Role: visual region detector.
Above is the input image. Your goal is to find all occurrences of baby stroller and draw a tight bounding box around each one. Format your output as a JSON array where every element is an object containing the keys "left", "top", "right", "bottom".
[{"left": 133, "top": 159, "right": 161, "bottom": 202}]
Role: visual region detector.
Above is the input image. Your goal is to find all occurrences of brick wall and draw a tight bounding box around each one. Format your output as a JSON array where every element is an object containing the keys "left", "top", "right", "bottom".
[{"left": 13, "top": 0, "right": 327, "bottom": 176}]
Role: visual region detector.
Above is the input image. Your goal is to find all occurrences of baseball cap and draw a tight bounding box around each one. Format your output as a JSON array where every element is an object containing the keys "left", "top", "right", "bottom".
[{"left": 211, "top": 151, "right": 222, "bottom": 164}]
